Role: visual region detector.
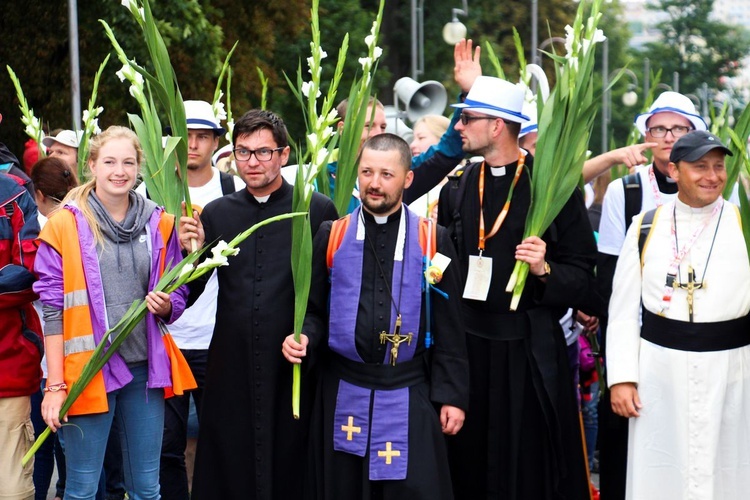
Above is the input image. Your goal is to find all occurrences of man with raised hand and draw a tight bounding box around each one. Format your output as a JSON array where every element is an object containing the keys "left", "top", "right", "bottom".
[{"left": 438, "top": 75, "right": 597, "bottom": 499}]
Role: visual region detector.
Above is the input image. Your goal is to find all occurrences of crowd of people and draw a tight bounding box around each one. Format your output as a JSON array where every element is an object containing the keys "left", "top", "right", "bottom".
[{"left": 1, "top": 38, "right": 749, "bottom": 500}]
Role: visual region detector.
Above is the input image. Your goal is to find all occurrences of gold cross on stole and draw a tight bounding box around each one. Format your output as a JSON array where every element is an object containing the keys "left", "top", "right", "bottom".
[
  {"left": 341, "top": 416, "right": 361, "bottom": 441},
  {"left": 377, "top": 442, "right": 401, "bottom": 465},
  {"left": 675, "top": 266, "right": 704, "bottom": 322},
  {"left": 379, "top": 314, "right": 412, "bottom": 366}
]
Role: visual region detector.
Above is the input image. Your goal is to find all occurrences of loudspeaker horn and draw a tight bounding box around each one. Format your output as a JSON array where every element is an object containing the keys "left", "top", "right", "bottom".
[{"left": 393, "top": 77, "right": 448, "bottom": 122}]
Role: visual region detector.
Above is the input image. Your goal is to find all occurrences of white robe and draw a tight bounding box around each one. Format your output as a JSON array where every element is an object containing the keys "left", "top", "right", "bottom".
[{"left": 607, "top": 196, "right": 750, "bottom": 500}]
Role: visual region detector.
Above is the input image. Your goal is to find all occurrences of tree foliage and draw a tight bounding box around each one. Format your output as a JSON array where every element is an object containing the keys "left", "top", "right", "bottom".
[
  {"left": 1, "top": 0, "right": 612, "bottom": 159},
  {"left": 641, "top": 0, "right": 750, "bottom": 98}
]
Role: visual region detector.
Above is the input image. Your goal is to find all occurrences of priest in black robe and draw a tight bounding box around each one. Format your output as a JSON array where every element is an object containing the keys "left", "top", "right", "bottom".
[
  {"left": 283, "top": 134, "right": 469, "bottom": 499},
  {"left": 438, "top": 77, "right": 598, "bottom": 499},
  {"left": 180, "top": 109, "right": 338, "bottom": 500}
]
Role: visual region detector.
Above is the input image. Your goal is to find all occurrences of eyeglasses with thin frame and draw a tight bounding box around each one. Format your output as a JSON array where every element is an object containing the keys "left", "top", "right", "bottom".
[
  {"left": 459, "top": 113, "right": 497, "bottom": 126},
  {"left": 646, "top": 125, "right": 692, "bottom": 138},
  {"left": 233, "top": 147, "right": 284, "bottom": 162}
]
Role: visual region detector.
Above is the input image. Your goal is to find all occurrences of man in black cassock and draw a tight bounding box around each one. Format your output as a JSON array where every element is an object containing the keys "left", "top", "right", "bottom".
[
  {"left": 438, "top": 76, "right": 598, "bottom": 499},
  {"left": 283, "top": 133, "right": 469, "bottom": 499},
  {"left": 179, "top": 109, "right": 338, "bottom": 499}
]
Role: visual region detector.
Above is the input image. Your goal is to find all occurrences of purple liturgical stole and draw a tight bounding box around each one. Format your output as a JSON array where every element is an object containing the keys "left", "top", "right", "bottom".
[{"left": 329, "top": 206, "right": 423, "bottom": 481}]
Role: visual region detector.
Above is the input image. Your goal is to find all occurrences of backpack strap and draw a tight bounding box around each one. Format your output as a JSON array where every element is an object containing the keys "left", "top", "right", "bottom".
[
  {"left": 445, "top": 165, "right": 473, "bottom": 261},
  {"left": 635, "top": 206, "right": 660, "bottom": 269},
  {"left": 219, "top": 171, "right": 237, "bottom": 195},
  {"left": 418, "top": 216, "right": 437, "bottom": 260},
  {"left": 622, "top": 172, "right": 643, "bottom": 231},
  {"left": 326, "top": 215, "right": 352, "bottom": 270},
  {"left": 326, "top": 212, "right": 437, "bottom": 269}
]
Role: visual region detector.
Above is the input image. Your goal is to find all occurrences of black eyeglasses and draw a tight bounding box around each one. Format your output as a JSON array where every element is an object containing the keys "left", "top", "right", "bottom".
[
  {"left": 459, "top": 113, "right": 497, "bottom": 126},
  {"left": 233, "top": 147, "right": 284, "bottom": 162},
  {"left": 646, "top": 126, "right": 692, "bottom": 138}
]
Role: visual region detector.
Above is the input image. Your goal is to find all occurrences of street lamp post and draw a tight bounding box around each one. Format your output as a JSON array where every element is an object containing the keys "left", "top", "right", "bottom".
[
  {"left": 68, "top": 0, "right": 81, "bottom": 131},
  {"left": 442, "top": 0, "right": 469, "bottom": 45},
  {"left": 601, "top": 38, "right": 608, "bottom": 154},
  {"left": 536, "top": 36, "right": 566, "bottom": 64},
  {"left": 410, "top": 0, "right": 425, "bottom": 80},
  {"left": 531, "top": 0, "right": 538, "bottom": 67}
]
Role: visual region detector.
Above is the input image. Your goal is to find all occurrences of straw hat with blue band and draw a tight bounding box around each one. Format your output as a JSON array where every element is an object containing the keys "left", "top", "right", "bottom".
[
  {"left": 452, "top": 76, "right": 530, "bottom": 124},
  {"left": 183, "top": 100, "right": 225, "bottom": 135},
  {"left": 634, "top": 91, "right": 707, "bottom": 136}
]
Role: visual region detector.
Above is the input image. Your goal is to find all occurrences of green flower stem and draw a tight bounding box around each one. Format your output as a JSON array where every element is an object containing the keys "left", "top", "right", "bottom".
[{"left": 22, "top": 211, "right": 306, "bottom": 467}]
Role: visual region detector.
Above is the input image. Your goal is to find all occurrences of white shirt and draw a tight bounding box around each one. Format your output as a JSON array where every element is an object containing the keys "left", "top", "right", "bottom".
[{"left": 138, "top": 168, "right": 245, "bottom": 349}]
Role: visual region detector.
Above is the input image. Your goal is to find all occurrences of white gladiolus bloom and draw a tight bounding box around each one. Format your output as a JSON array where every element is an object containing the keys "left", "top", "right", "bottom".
[
  {"left": 212, "top": 240, "right": 240, "bottom": 259},
  {"left": 359, "top": 57, "right": 372, "bottom": 70},
  {"left": 320, "top": 126, "right": 333, "bottom": 141},
  {"left": 225, "top": 120, "right": 234, "bottom": 143},
  {"left": 365, "top": 34, "right": 375, "bottom": 48},
  {"left": 327, "top": 109, "right": 339, "bottom": 122},
  {"left": 582, "top": 29, "right": 606, "bottom": 55},
  {"left": 301, "top": 81, "right": 321, "bottom": 99},
  {"left": 315, "top": 147, "right": 329, "bottom": 167},
  {"left": 373, "top": 46, "right": 383, "bottom": 60},
  {"left": 129, "top": 85, "right": 144, "bottom": 100},
  {"left": 564, "top": 25, "right": 577, "bottom": 56},
  {"left": 301, "top": 81, "right": 313, "bottom": 97},
  {"left": 213, "top": 101, "right": 227, "bottom": 121},
  {"left": 178, "top": 263, "right": 195, "bottom": 279},
  {"left": 317, "top": 47, "right": 328, "bottom": 60},
  {"left": 307, "top": 133, "right": 318, "bottom": 149}
]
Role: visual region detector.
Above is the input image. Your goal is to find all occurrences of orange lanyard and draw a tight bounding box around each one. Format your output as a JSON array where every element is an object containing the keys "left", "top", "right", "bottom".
[{"left": 478, "top": 150, "right": 527, "bottom": 254}]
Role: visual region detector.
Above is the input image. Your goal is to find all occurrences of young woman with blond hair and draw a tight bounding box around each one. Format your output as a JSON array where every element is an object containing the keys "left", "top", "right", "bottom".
[{"left": 34, "top": 125, "right": 192, "bottom": 500}]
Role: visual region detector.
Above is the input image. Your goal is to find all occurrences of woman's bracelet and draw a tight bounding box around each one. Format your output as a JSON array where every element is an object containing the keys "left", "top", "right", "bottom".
[{"left": 43, "top": 383, "right": 68, "bottom": 393}]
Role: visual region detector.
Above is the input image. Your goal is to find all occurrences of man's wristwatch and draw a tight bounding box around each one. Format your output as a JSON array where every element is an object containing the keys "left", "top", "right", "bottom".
[{"left": 540, "top": 261, "right": 551, "bottom": 278}]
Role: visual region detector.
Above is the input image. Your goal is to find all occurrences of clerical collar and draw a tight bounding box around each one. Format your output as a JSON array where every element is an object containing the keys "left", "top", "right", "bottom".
[
  {"left": 486, "top": 158, "right": 519, "bottom": 178},
  {"left": 362, "top": 206, "right": 403, "bottom": 225},
  {"left": 244, "top": 176, "right": 290, "bottom": 205},
  {"left": 652, "top": 163, "right": 678, "bottom": 194},
  {"left": 675, "top": 195, "right": 723, "bottom": 214}
]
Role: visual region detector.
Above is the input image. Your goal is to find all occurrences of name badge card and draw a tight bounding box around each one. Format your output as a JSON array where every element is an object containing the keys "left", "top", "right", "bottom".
[{"left": 463, "top": 255, "right": 492, "bottom": 301}]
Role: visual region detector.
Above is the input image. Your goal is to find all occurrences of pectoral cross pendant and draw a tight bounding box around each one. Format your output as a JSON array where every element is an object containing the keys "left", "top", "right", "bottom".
[
  {"left": 379, "top": 314, "right": 412, "bottom": 366},
  {"left": 675, "top": 266, "right": 704, "bottom": 322}
]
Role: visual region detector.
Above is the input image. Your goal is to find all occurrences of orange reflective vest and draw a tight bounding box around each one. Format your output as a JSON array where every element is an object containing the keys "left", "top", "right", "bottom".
[{"left": 39, "top": 207, "right": 195, "bottom": 416}]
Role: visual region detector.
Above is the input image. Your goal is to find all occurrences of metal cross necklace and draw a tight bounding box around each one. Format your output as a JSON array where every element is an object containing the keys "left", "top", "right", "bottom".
[{"left": 363, "top": 211, "right": 411, "bottom": 366}]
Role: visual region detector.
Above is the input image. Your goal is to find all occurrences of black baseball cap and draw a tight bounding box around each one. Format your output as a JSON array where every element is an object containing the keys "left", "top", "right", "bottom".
[{"left": 669, "top": 130, "right": 733, "bottom": 163}]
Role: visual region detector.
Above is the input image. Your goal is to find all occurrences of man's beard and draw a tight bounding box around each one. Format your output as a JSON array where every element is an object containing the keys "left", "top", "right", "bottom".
[{"left": 361, "top": 189, "right": 402, "bottom": 215}]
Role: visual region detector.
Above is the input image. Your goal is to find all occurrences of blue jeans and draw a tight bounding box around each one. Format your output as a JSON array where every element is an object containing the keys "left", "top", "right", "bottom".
[
  {"left": 581, "top": 380, "right": 599, "bottom": 471},
  {"left": 60, "top": 364, "right": 164, "bottom": 500},
  {"left": 31, "top": 379, "right": 66, "bottom": 500}
]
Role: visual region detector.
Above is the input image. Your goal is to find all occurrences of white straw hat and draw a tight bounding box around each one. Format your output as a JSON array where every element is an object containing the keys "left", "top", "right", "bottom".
[
  {"left": 634, "top": 91, "right": 707, "bottom": 136},
  {"left": 519, "top": 101, "right": 538, "bottom": 138},
  {"left": 452, "top": 76, "right": 530, "bottom": 124},
  {"left": 184, "top": 100, "right": 225, "bottom": 134}
]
